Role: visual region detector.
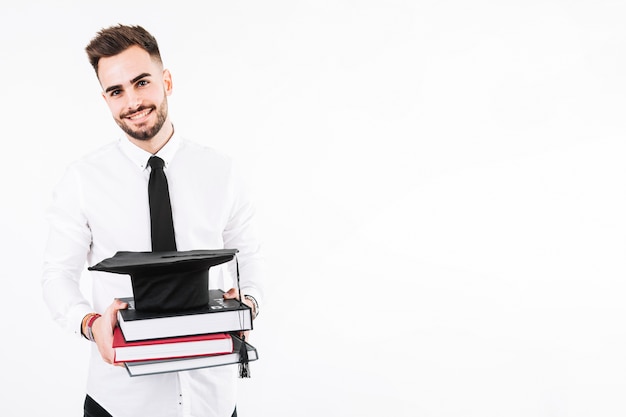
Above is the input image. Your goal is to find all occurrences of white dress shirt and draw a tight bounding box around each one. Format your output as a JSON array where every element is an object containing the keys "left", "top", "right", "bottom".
[{"left": 42, "top": 131, "right": 263, "bottom": 417}]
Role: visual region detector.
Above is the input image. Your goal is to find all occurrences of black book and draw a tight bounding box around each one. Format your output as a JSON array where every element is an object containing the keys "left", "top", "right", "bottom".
[
  {"left": 124, "top": 334, "right": 258, "bottom": 377},
  {"left": 117, "top": 289, "right": 253, "bottom": 342}
]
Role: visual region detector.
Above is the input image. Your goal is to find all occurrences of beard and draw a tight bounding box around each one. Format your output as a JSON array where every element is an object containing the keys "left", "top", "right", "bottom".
[{"left": 116, "top": 95, "right": 169, "bottom": 141}]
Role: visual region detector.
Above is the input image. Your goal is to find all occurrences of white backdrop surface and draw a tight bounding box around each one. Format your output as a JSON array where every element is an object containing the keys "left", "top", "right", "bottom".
[{"left": 1, "top": 1, "right": 625, "bottom": 416}]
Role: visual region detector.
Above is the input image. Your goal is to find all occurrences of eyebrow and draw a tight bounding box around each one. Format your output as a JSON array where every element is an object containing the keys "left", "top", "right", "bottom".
[{"left": 104, "top": 72, "right": 152, "bottom": 94}]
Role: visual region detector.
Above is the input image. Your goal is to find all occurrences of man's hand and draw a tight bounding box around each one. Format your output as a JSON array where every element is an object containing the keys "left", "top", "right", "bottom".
[
  {"left": 223, "top": 288, "right": 252, "bottom": 341},
  {"left": 91, "top": 299, "right": 128, "bottom": 366}
]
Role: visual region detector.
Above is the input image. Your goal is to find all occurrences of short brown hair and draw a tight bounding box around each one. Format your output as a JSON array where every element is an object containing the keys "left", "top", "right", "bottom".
[{"left": 85, "top": 24, "right": 162, "bottom": 74}]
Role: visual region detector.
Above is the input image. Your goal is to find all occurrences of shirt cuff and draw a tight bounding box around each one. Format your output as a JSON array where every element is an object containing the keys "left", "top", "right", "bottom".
[{"left": 69, "top": 304, "right": 96, "bottom": 338}]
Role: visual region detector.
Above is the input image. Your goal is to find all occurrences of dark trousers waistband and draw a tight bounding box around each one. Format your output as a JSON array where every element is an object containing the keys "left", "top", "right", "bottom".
[
  {"left": 84, "top": 394, "right": 238, "bottom": 417},
  {"left": 84, "top": 395, "right": 112, "bottom": 417}
]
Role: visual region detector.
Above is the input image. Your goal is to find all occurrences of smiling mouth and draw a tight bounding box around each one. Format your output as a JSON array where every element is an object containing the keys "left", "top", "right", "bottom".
[{"left": 126, "top": 108, "right": 152, "bottom": 121}]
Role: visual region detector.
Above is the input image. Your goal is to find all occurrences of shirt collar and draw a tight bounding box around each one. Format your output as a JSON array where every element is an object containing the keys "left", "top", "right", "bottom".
[{"left": 118, "top": 129, "right": 182, "bottom": 171}]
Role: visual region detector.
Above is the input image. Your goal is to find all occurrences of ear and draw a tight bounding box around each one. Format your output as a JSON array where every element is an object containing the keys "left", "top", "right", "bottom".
[{"left": 163, "top": 69, "right": 173, "bottom": 96}]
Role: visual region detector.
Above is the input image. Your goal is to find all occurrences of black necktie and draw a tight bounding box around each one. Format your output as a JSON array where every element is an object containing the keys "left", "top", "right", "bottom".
[{"left": 148, "top": 156, "right": 177, "bottom": 251}]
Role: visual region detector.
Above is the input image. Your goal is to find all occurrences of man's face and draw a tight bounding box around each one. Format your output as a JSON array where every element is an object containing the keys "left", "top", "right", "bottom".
[{"left": 97, "top": 45, "right": 172, "bottom": 141}]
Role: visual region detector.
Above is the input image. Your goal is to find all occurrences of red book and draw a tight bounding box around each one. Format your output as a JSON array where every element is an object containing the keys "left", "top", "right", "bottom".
[
  {"left": 123, "top": 333, "right": 258, "bottom": 377},
  {"left": 112, "top": 326, "right": 233, "bottom": 363}
]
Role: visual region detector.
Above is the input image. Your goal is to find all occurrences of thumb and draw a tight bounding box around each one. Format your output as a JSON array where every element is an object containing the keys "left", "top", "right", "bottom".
[
  {"left": 222, "top": 287, "right": 239, "bottom": 300},
  {"left": 105, "top": 299, "right": 128, "bottom": 328},
  {"left": 113, "top": 298, "right": 129, "bottom": 310}
]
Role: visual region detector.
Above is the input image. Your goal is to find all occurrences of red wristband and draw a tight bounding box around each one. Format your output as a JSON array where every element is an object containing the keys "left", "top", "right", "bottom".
[{"left": 86, "top": 313, "right": 101, "bottom": 342}]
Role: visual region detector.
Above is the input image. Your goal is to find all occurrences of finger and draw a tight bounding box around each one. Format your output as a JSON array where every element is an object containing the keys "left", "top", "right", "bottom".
[
  {"left": 222, "top": 287, "right": 239, "bottom": 300},
  {"left": 107, "top": 299, "right": 129, "bottom": 327},
  {"left": 113, "top": 298, "right": 129, "bottom": 310}
]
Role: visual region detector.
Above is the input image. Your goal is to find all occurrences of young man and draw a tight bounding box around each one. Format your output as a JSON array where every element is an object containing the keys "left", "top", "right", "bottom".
[{"left": 42, "top": 24, "right": 263, "bottom": 417}]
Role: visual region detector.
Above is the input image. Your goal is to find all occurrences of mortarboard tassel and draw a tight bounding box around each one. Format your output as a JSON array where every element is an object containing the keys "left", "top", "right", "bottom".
[
  {"left": 238, "top": 333, "right": 250, "bottom": 378},
  {"left": 234, "top": 254, "right": 250, "bottom": 378}
]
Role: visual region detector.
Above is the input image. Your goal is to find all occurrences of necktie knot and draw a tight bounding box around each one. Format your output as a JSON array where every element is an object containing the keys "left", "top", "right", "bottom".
[{"left": 148, "top": 156, "right": 165, "bottom": 170}]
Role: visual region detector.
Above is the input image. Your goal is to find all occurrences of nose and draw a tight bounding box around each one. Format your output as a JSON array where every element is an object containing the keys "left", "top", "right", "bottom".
[{"left": 125, "top": 89, "right": 142, "bottom": 111}]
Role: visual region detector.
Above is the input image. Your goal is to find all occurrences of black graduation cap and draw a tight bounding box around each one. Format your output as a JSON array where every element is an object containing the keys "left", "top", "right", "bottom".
[{"left": 88, "top": 249, "right": 239, "bottom": 312}]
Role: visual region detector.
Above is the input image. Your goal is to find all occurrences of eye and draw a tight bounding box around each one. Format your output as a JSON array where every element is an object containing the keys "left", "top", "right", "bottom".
[
  {"left": 138, "top": 80, "right": 149, "bottom": 87},
  {"left": 110, "top": 89, "right": 122, "bottom": 97}
]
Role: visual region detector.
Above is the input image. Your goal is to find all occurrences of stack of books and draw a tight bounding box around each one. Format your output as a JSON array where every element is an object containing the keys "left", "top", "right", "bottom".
[
  {"left": 112, "top": 289, "right": 258, "bottom": 377},
  {"left": 88, "top": 249, "right": 259, "bottom": 377}
]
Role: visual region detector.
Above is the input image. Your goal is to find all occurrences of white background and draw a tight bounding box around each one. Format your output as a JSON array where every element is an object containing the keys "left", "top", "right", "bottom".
[{"left": 1, "top": 1, "right": 626, "bottom": 416}]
